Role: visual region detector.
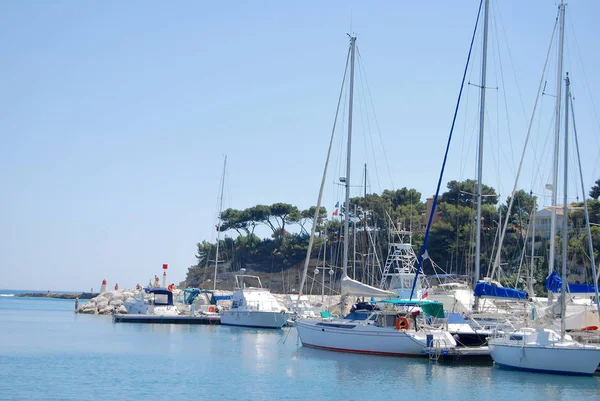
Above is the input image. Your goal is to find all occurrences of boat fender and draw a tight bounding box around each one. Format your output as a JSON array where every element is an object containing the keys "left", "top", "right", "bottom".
[
  {"left": 208, "top": 305, "right": 216, "bottom": 313},
  {"left": 395, "top": 316, "right": 410, "bottom": 331}
]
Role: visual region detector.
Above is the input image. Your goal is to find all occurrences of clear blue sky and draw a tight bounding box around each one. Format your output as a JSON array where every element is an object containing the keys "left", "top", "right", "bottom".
[{"left": 1, "top": 1, "right": 598, "bottom": 291}]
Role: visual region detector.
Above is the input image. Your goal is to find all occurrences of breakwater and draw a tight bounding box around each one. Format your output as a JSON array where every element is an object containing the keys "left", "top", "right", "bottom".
[{"left": 16, "top": 292, "right": 99, "bottom": 300}]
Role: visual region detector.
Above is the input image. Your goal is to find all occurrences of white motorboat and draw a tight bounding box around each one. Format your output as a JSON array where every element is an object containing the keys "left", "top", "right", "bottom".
[
  {"left": 220, "top": 275, "right": 292, "bottom": 329},
  {"left": 123, "top": 287, "right": 179, "bottom": 316}
]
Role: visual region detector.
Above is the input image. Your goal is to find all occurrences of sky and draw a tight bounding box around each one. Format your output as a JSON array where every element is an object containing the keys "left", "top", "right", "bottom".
[{"left": 1, "top": 1, "right": 599, "bottom": 291}]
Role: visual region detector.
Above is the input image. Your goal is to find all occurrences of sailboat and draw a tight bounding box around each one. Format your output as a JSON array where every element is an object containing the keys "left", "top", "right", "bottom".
[
  {"left": 294, "top": 35, "right": 457, "bottom": 356},
  {"left": 488, "top": 3, "right": 600, "bottom": 376}
]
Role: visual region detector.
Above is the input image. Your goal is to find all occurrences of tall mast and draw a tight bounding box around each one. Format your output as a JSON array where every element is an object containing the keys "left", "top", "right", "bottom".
[
  {"left": 343, "top": 35, "right": 356, "bottom": 277},
  {"left": 549, "top": 3, "right": 566, "bottom": 306},
  {"left": 362, "top": 163, "right": 368, "bottom": 282},
  {"left": 529, "top": 197, "right": 537, "bottom": 297},
  {"left": 474, "top": 0, "right": 489, "bottom": 295},
  {"left": 560, "top": 73, "right": 569, "bottom": 339},
  {"left": 213, "top": 155, "right": 227, "bottom": 291}
]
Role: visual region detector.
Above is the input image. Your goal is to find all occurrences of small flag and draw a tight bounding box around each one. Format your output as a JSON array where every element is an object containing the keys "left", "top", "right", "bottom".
[
  {"left": 335, "top": 201, "right": 339, "bottom": 208},
  {"left": 421, "top": 291, "right": 429, "bottom": 299},
  {"left": 332, "top": 209, "right": 339, "bottom": 216}
]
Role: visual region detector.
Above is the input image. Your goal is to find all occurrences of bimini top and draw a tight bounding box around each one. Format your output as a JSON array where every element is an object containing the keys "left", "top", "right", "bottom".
[
  {"left": 143, "top": 287, "right": 173, "bottom": 306},
  {"left": 546, "top": 270, "right": 599, "bottom": 294},
  {"left": 473, "top": 282, "right": 528, "bottom": 300},
  {"left": 377, "top": 299, "right": 445, "bottom": 318}
]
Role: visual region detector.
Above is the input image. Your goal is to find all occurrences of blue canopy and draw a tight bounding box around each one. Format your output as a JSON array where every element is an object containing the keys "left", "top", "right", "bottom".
[
  {"left": 545, "top": 270, "right": 599, "bottom": 293},
  {"left": 144, "top": 287, "right": 171, "bottom": 295},
  {"left": 473, "top": 282, "right": 528, "bottom": 300}
]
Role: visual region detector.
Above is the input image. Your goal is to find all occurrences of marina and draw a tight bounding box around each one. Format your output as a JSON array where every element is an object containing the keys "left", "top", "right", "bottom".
[
  {"left": 3, "top": 0, "right": 600, "bottom": 399},
  {"left": 2, "top": 294, "right": 600, "bottom": 401}
]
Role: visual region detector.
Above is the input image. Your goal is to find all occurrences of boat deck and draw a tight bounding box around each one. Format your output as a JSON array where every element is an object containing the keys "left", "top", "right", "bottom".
[{"left": 112, "top": 314, "right": 221, "bottom": 325}]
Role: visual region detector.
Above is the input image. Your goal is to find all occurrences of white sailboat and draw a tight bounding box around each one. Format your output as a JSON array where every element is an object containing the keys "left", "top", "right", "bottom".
[
  {"left": 295, "top": 35, "right": 457, "bottom": 356},
  {"left": 488, "top": 2, "right": 600, "bottom": 375}
]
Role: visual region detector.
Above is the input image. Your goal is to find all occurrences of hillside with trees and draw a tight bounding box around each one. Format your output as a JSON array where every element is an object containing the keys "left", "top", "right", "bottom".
[{"left": 184, "top": 179, "right": 600, "bottom": 297}]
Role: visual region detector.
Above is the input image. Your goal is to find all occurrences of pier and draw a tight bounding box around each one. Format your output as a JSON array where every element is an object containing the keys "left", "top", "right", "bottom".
[{"left": 112, "top": 314, "right": 221, "bottom": 325}]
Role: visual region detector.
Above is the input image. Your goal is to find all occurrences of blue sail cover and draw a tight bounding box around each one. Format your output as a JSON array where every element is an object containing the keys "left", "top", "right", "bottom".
[
  {"left": 545, "top": 270, "right": 598, "bottom": 293},
  {"left": 473, "top": 282, "right": 528, "bottom": 300}
]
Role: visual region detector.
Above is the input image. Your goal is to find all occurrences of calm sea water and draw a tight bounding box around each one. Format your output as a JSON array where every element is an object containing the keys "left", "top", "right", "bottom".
[{"left": 1, "top": 291, "right": 599, "bottom": 401}]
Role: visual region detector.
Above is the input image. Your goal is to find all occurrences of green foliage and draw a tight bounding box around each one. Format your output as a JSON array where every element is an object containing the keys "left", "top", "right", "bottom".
[
  {"left": 185, "top": 181, "right": 600, "bottom": 293},
  {"left": 590, "top": 178, "right": 600, "bottom": 200}
]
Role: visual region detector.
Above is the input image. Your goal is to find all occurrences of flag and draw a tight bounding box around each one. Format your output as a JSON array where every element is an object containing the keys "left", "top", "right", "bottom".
[
  {"left": 332, "top": 209, "right": 339, "bottom": 216},
  {"left": 335, "top": 201, "right": 339, "bottom": 208},
  {"left": 421, "top": 291, "right": 429, "bottom": 299}
]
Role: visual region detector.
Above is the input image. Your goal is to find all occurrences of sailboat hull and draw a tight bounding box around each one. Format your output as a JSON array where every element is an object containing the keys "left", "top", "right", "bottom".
[
  {"left": 489, "top": 342, "right": 600, "bottom": 376},
  {"left": 295, "top": 319, "right": 455, "bottom": 356}
]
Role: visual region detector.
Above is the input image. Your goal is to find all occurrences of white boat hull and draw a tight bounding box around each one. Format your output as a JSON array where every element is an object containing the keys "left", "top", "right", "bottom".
[
  {"left": 220, "top": 310, "right": 292, "bottom": 329},
  {"left": 295, "top": 319, "right": 455, "bottom": 356},
  {"left": 489, "top": 342, "right": 600, "bottom": 376}
]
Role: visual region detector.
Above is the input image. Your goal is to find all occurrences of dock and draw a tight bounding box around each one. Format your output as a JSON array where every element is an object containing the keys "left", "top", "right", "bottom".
[{"left": 112, "top": 314, "right": 221, "bottom": 325}]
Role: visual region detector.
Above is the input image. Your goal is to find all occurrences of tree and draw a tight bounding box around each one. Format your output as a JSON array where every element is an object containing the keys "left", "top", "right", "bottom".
[
  {"left": 298, "top": 206, "right": 327, "bottom": 235},
  {"left": 268, "top": 203, "right": 300, "bottom": 243},
  {"left": 590, "top": 178, "right": 600, "bottom": 200}
]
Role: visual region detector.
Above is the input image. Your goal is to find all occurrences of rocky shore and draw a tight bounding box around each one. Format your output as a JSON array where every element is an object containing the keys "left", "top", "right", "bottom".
[{"left": 77, "top": 289, "right": 137, "bottom": 315}]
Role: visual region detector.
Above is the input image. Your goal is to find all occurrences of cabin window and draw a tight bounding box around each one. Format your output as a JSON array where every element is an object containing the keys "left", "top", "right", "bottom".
[
  {"left": 509, "top": 334, "right": 523, "bottom": 341},
  {"left": 153, "top": 294, "right": 169, "bottom": 305}
]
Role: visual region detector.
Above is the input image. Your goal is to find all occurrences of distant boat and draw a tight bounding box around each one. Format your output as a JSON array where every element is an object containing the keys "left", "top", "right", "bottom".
[{"left": 220, "top": 275, "right": 292, "bottom": 329}]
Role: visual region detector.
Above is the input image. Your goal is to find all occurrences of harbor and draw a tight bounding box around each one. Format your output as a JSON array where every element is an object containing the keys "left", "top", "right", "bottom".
[
  {"left": 3, "top": 293, "right": 600, "bottom": 401},
  {"left": 3, "top": 0, "right": 600, "bottom": 398}
]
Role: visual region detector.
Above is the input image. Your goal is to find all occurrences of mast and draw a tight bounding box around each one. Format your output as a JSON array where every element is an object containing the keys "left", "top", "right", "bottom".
[
  {"left": 343, "top": 35, "right": 356, "bottom": 277},
  {"left": 529, "top": 197, "right": 536, "bottom": 297},
  {"left": 474, "top": 0, "right": 489, "bottom": 298},
  {"left": 560, "top": 73, "right": 569, "bottom": 340},
  {"left": 353, "top": 204, "right": 357, "bottom": 279},
  {"left": 549, "top": 3, "right": 566, "bottom": 305},
  {"left": 213, "top": 155, "right": 227, "bottom": 291},
  {"left": 362, "top": 164, "right": 368, "bottom": 282},
  {"left": 322, "top": 228, "right": 327, "bottom": 302},
  {"left": 570, "top": 89, "right": 600, "bottom": 316}
]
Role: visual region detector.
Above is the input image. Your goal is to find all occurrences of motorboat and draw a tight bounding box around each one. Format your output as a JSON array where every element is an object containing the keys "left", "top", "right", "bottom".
[
  {"left": 123, "top": 287, "right": 179, "bottom": 316},
  {"left": 174, "top": 288, "right": 219, "bottom": 316},
  {"left": 220, "top": 275, "right": 292, "bottom": 329}
]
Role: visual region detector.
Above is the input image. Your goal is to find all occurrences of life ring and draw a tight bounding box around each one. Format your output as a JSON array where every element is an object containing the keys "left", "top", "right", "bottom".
[
  {"left": 208, "top": 305, "right": 216, "bottom": 313},
  {"left": 395, "top": 316, "right": 410, "bottom": 331}
]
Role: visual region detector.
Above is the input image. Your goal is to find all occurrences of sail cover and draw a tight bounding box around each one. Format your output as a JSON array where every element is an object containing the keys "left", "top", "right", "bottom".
[
  {"left": 340, "top": 275, "right": 397, "bottom": 297},
  {"left": 545, "top": 270, "right": 598, "bottom": 293},
  {"left": 473, "top": 282, "right": 528, "bottom": 300}
]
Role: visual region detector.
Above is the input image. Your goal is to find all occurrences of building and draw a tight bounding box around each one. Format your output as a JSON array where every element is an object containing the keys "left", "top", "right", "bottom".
[{"left": 532, "top": 204, "right": 578, "bottom": 240}]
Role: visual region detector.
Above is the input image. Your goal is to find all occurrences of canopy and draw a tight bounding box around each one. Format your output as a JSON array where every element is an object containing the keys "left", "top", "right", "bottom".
[
  {"left": 377, "top": 299, "right": 445, "bottom": 318},
  {"left": 340, "top": 275, "right": 397, "bottom": 297},
  {"left": 473, "top": 282, "right": 528, "bottom": 300},
  {"left": 545, "top": 270, "right": 599, "bottom": 294}
]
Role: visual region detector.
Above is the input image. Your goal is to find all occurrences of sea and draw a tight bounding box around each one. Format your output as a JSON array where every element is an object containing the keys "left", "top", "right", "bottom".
[{"left": 1, "top": 290, "right": 599, "bottom": 401}]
